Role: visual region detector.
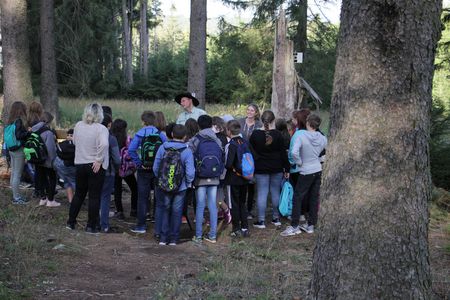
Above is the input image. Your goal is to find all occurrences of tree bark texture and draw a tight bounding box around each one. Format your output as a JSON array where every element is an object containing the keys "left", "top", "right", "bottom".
[
  {"left": 271, "top": 9, "right": 297, "bottom": 119},
  {"left": 188, "top": 0, "right": 207, "bottom": 109},
  {"left": 292, "top": 0, "right": 307, "bottom": 76},
  {"left": 139, "top": 0, "right": 149, "bottom": 78},
  {"left": 310, "top": 1, "right": 442, "bottom": 299},
  {"left": 40, "top": 0, "right": 59, "bottom": 122},
  {"left": 0, "top": 0, "right": 33, "bottom": 121},
  {"left": 122, "top": 0, "right": 133, "bottom": 86}
]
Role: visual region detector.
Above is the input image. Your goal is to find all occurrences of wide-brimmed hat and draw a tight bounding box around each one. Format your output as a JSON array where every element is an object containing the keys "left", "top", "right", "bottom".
[{"left": 175, "top": 92, "right": 199, "bottom": 107}]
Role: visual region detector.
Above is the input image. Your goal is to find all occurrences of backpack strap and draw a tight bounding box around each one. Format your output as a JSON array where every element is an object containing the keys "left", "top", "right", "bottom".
[{"left": 35, "top": 125, "right": 50, "bottom": 136}]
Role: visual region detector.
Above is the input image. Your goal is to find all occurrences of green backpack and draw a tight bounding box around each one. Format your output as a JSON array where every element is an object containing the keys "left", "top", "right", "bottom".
[
  {"left": 140, "top": 130, "right": 162, "bottom": 168},
  {"left": 23, "top": 126, "right": 49, "bottom": 165}
]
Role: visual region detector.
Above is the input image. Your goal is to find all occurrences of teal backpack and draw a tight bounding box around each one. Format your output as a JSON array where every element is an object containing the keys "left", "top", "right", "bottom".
[
  {"left": 279, "top": 180, "right": 294, "bottom": 217},
  {"left": 4, "top": 121, "right": 22, "bottom": 151}
]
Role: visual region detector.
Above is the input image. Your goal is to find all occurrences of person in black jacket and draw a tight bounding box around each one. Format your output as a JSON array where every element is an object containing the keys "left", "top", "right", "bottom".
[
  {"left": 54, "top": 129, "right": 76, "bottom": 203},
  {"left": 224, "top": 120, "right": 250, "bottom": 237},
  {"left": 250, "top": 110, "right": 290, "bottom": 229},
  {"left": 5, "top": 101, "right": 29, "bottom": 204}
]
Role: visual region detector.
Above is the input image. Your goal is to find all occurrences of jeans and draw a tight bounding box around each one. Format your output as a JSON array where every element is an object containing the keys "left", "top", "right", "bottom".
[
  {"left": 154, "top": 187, "right": 164, "bottom": 236},
  {"left": 255, "top": 173, "right": 283, "bottom": 222},
  {"left": 35, "top": 165, "right": 57, "bottom": 201},
  {"left": 136, "top": 169, "right": 154, "bottom": 227},
  {"left": 54, "top": 157, "right": 76, "bottom": 189},
  {"left": 9, "top": 149, "right": 25, "bottom": 200},
  {"left": 114, "top": 173, "right": 138, "bottom": 213},
  {"left": 100, "top": 174, "right": 115, "bottom": 230},
  {"left": 160, "top": 190, "right": 186, "bottom": 243},
  {"left": 228, "top": 185, "right": 248, "bottom": 232},
  {"left": 68, "top": 164, "right": 105, "bottom": 228},
  {"left": 291, "top": 171, "right": 321, "bottom": 227},
  {"left": 195, "top": 185, "right": 218, "bottom": 239}
]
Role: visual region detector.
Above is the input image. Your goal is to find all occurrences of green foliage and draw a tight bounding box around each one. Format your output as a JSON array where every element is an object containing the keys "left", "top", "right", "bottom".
[{"left": 430, "top": 99, "right": 450, "bottom": 190}]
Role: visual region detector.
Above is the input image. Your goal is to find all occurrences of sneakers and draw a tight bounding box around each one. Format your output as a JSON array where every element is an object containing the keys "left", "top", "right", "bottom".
[
  {"left": 204, "top": 237, "right": 217, "bottom": 244},
  {"left": 168, "top": 242, "right": 176, "bottom": 246},
  {"left": 192, "top": 236, "right": 203, "bottom": 244},
  {"left": 271, "top": 218, "right": 282, "bottom": 226},
  {"left": 12, "top": 198, "right": 28, "bottom": 205},
  {"left": 299, "top": 215, "right": 306, "bottom": 222},
  {"left": 280, "top": 225, "right": 301, "bottom": 237},
  {"left": 253, "top": 221, "right": 266, "bottom": 229},
  {"left": 299, "top": 224, "right": 314, "bottom": 234},
  {"left": 66, "top": 223, "right": 75, "bottom": 230},
  {"left": 130, "top": 226, "right": 147, "bottom": 234},
  {"left": 247, "top": 212, "right": 254, "bottom": 220},
  {"left": 224, "top": 209, "right": 232, "bottom": 224},
  {"left": 159, "top": 242, "right": 166, "bottom": 246},
  {"left": 46, "top": 200, "right": 61, "bottom": 207},
  {"left": 85, "top": 226, "right": 99, "bottom": 235},
  {"left": 241, "top": 228, "right": 250, "bottom": 238},
  {"left": 39, "top": 198, "right": 48, "bottom": 206},
  {"left": 230, "top": 230, "right": 242, "bottom": 238}
]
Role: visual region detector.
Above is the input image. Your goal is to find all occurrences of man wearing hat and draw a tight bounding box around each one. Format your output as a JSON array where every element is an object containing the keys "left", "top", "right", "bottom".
[{"left": 175, "top": 92, "right": 207, "bottom": 125}]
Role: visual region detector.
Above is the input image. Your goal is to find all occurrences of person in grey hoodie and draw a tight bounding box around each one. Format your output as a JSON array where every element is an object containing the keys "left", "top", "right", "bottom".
[
  {"left": 189, "top": 115, "right": 224, "bottom": 243},
  {"left": 32, "top": 112, "right": 60, "bottom": 207},
  {"left": 281, "top": 114, "right": 327, "bottom": 236}
]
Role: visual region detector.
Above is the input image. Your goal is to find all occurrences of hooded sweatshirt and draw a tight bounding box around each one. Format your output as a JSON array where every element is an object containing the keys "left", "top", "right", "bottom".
[
  {"left": 128, "top": 125, "right": 167, "bottom": 168},
  {"left": 290, "top": 129, "right": 327, "bottom": 175},
  {"left": 189, "top": 128, "right": 223, "bottom": 186},
  {"left": 152, "top": 141, "right": 195, "bottom": 192},
  {"left": 31, "top": 121, "right": 57, "bottom": 168}
]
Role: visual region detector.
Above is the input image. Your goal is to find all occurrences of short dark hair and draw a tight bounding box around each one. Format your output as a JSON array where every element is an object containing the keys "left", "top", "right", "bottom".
[
  {"left": 306, "top": 114, "right": 321, "bottom": 130},
  {"left": 165, "top": 122, "right": 176, "bottom": 139},
  {"left": 227, "top": 120, "right": 241, "bottom": 135},
  {"left": 197, "top": 115, "right": 212, "bottom": 130},
  {"left": 172, "top": 124, "right": 187, "bottom": 140},
  {"left": 141, "top": 111, "right": 155, "bottom": 126},
  {"left": 102, "top": 113, "right": 113, "bottom": 127},
  {"left": 212, "top": 116, "right": 226, "bottom": 133}
]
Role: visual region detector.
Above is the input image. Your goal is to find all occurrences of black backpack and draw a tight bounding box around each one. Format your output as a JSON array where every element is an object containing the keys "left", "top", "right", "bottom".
[
  {"left": 157, "top": 145, "right": 186, "bottom": 193},
  {"left": 23, "top": 126, "right": 50, "bottom": 165},
  {"left": 140, "top": 130, "right": 162, "bottom": 168},
  {"left": 56, "top": 140, "right": 75, "bottom": 166}
]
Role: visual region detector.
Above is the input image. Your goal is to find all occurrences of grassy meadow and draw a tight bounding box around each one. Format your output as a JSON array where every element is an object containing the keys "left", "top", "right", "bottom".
[{"left": 58, "top": 97, "right": 331, "bottom": 134}]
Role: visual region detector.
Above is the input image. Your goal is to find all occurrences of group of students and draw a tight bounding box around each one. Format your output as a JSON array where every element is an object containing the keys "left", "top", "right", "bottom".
[{"left": 3, "top": 92, "right": 327, "bottom": 245}]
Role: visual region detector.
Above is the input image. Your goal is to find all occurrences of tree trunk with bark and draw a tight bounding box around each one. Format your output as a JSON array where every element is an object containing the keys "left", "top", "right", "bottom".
[
  {"left": 188, "top": 0, "right": 207, "bottom": 109},
  {"left": 139, "top": 0, "right": 148, "bottom": 78},
  {"left": 310, "top": 1, "right": 442, "bottom": 299},
  {"left": 0, "top": 0, "right": 33, "bottom": 121},
  {"left": 40, "top": 0, "right": 59, "bottom": 122},
  {"left": 271, "top": 9, "right": 297, "bottom": 119},
  {"left": 122, "top": 0, "right": 133, "bottom": 86},
  {"left": 291, "top": 0, "right": 307, "bottom": 76}
]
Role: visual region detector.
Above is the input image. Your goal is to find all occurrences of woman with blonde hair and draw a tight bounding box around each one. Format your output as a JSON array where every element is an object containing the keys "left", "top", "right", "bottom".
[{"left": 67, "top": 103, "right": 109, "bottom": 234}]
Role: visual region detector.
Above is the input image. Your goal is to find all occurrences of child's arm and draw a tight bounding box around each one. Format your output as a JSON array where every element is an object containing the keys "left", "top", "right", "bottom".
[
  {"left": 128, "top": 134, "right": 142, "bottom": 168},
  {"left": 152, "top": 146, "right": 164, "bottom": 176},
  {"left": 225, "top": 143, "right": 236, "bottom": 170}
]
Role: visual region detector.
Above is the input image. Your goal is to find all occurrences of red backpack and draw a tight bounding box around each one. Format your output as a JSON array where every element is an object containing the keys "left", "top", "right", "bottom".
[{"left": 119, "top": 136, "right": 137, "bottom": 178}]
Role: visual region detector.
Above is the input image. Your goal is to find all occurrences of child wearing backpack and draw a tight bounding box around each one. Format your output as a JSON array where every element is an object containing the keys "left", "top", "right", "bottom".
[
  {"left": 30, "top": 110, "right": 60, "bottom": 207},
  {"left": 153, "top": 125, "right": 195, "bottom": 245},
  {"left": 4, "top": 101, "right": 30, "bottom": 204},
  {"left": 189, "top": 115, "right": 224, "bottom": 244},
  {"left": 54, "top": 129, "right": 76, "bottom": 203},
  {"left": 224, "top": 120, "right": 252, "bottom": 237},
  {"left": 129, "top": 111, "right": 167, "bottom": 234}
]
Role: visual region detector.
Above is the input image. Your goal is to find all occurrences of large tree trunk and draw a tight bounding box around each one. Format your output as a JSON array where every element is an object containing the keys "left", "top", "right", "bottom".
[
  {"left": 139, "top": 0, "right": 148, "bottom": 78},
  {"left": 310, "top": 0, "right": 442, "bottom": 299},
  {"left": 188, "top": 0, "right": 207, "bottom": 109},
  {"left": 40, "top": 0, "right": 59, "bottom": 122},
  {"left": 122, "top": 0, "right": 133, "bottom": 86},
  {"left": 271, "top": 9, "right": 297, "bottom": 119},
  {"left": 291, "top": 0, "right": 307, "bottom": 76},
  {"left": 0, "top": 0, "right": 33, "bottom": 121}
]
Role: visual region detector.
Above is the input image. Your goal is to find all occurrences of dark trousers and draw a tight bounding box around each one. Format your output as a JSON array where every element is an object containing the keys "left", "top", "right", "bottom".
[
  {"left": 246, "top": 183, "right": 255, "bottom": 213},
  {"left": 290, "top": 172, "right": 309, "bottom": 216},
  {"left": 291, "top": 171, "right": 321, "bottom": 227},
  {"left": 136, "top": 169, "right": 154, "bottom": 227},
  {"left": 35, "top": 165, "right": 57, "bottom": 201},
  {"left": 68, "top": 164, "right": 105, "bottom": 228},
  {"left": 114, "top": 173, "right": 138, "bottom": 213},
  {"left": 229, "top": 185, "right": 248, "bottom": 231}
]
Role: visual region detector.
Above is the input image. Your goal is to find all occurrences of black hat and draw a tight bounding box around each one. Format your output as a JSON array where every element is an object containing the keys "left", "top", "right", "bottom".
[{"left": 175, "top": 92, "right": 199, "bottom": 107}]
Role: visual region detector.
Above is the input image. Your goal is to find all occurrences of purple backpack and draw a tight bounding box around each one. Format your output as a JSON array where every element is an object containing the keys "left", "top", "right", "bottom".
[{"left": 119, "top": 136, "right": 136, "bottom": 178}]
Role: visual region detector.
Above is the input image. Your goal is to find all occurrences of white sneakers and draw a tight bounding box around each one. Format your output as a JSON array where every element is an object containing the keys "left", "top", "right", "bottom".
[
  {"left": 280, "top": 226, "right": 301, "bottom": 237},
  {"left": 39, "top": 198, "right": 61, "bottom": 207}
]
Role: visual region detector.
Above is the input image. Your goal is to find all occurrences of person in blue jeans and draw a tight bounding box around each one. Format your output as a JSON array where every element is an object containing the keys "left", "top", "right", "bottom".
[
  {"left": 189, "top": 115, "right": 224, "bottom": 244},
  {"left": 153, "top": 125, "right": 195, "bottom": 245},
  {"left": 99, "top": 114, "right": 121, "bottom": 233},
  {"left": 250, "top": 110, "right": 290, "bottom": 229},
  {"left": 129, "top": 111, "right": 167, "bottom": 234}
]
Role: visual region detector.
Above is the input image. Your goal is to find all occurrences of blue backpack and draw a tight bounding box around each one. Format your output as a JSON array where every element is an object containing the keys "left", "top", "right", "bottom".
[
  {"left": 279, "top": 180, "right": 294, "bottom": 216},
  {"left": 4, "top": 121, "right": 22, "bottom": 151},
  {"left": 230, "top": 138, "right": 255, "bottom": 180},
  {"left": 195, "top": 135, "right": 224, "bottom": 178}
]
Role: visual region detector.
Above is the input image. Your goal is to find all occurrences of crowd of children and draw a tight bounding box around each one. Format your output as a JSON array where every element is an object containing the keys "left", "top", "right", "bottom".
[{"left": 3, "top": 93, "right": 327, "bottom": 244}]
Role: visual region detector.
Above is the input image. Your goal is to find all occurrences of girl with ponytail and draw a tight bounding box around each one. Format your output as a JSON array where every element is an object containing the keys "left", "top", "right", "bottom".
[{"left": 249, "top": 110, "right": 290, "bottom": 229}]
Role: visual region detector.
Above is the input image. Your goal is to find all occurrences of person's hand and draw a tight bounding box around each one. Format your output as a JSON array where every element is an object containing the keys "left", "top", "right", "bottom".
[
  {"left": 92, "top": 161, "right": 102, "bottom": 173},
  {"left": 284, "top": 172, "right": 290, "bottom": 179}
]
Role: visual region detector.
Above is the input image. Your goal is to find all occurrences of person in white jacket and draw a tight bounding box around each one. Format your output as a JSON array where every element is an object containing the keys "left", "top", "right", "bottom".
[{"left": 281, "top": 114, "right": 327, "bottom": 236}]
